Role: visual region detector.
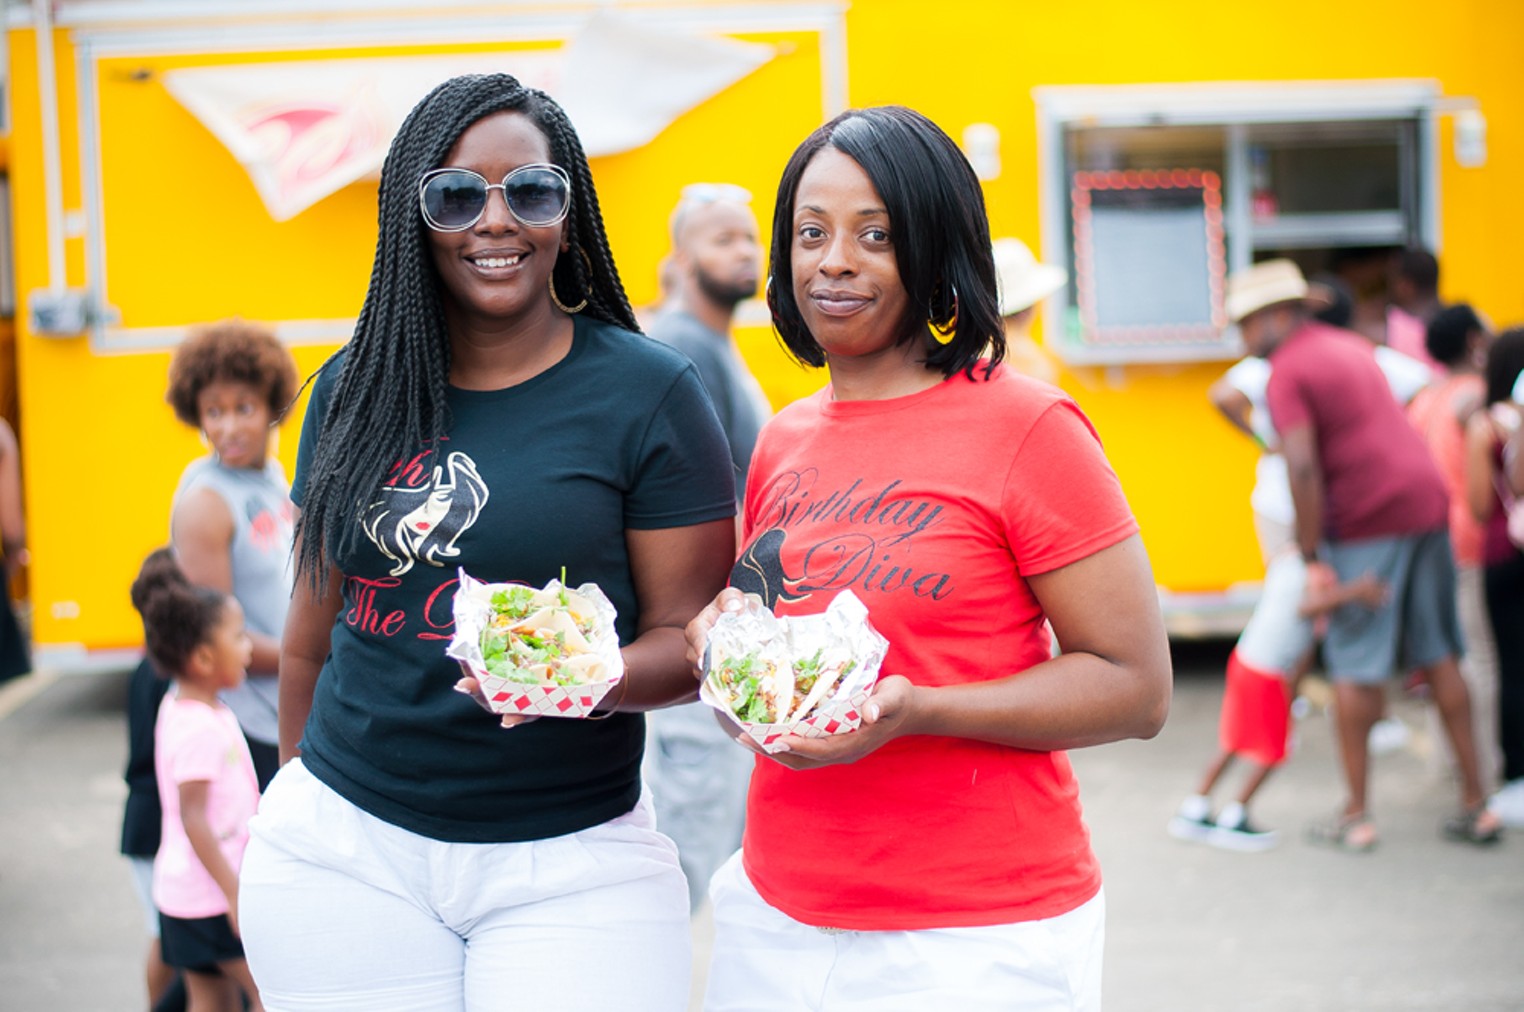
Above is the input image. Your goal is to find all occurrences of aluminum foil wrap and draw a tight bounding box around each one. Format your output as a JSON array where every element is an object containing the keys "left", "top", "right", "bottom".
[
  {"left": 447, "top": 569, "right": 624, "bottom": 719},
  {"left": 699, "top": 590, "right": 889, "bottom": 753}
]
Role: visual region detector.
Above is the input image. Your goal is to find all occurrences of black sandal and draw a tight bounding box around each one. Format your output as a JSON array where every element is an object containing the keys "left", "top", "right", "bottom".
[
  {"left": 1306, "top": 812, "right": 1379, "bottom": 852},
  {"left": 1442, "top": 806, "right": 1503, "bottom": 845}
]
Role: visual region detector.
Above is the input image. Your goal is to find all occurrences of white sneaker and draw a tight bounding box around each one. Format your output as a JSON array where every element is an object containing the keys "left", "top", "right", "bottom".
[
  {"left": 1369, "top": 717, "right": 1411, "bottom": 756},
  {"left": 1167, "top": 795, "right": 1214, "bottom": 843},
  {"left": 1208, "top": 801, "right": 1280, "bottom": 852},
  {"left": 1487, "top": 779, "right": 1524, "bottom": 828}
]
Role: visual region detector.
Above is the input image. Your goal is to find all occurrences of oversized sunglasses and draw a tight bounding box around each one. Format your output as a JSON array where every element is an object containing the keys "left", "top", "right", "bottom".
[{"left": 417, "top": 163, "right": 572, "bottom": 231}]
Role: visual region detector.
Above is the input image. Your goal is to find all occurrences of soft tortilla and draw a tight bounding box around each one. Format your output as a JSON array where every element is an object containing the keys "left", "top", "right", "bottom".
[
  {"left": 786, "top": 652, "right": 854, "bottom": 723},
  {"left": 510, "top": 608, "right": 593, "bottom": 653}
]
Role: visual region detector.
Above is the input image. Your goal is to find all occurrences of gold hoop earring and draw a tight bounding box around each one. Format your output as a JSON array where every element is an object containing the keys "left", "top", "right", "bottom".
[
  {"left": 928, "top": 281, "right": 959, "bottom": 343},
  {"left": 549, "top": 248, "right": 592, "bottom": 315}
]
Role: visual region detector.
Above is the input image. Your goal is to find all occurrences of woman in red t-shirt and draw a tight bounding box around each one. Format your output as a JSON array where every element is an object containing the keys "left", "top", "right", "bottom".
[{"left": 687, "top": 106, "right": 1172, "bottom": 1011}]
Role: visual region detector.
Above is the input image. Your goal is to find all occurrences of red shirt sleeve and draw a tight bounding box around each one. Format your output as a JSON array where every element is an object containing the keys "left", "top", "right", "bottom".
[
  {"left": 1265, "top": 356, "right": 1312, "bottom": 434},
  {"left": 1001, "top": 400, "right": 1138, "bottom": 576}
]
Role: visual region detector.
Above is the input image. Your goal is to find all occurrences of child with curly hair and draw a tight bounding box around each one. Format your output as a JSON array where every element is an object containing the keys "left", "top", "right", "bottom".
[
  {"left": 130, "top": 547, "right": 263, "bottom": 1010},
  {"left": 165, "top": 319, "right": 298, "bottom": 789}
]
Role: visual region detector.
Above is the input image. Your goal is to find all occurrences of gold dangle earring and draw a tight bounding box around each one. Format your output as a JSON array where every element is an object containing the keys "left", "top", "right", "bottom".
[
  {"left": 549, "top": 247, "right": 592, "bottom": 315},
  {"left": 928, "top": 280, "right": 959, "bottom": 344}
]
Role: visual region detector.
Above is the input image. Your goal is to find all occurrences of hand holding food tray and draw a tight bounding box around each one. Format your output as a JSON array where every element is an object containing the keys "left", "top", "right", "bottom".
[
  {"left": 700, "top": 591, "right": 888, "bottom": 754},
  {"left": 447, "top": 569, "right": 624, "bottom": 719}
]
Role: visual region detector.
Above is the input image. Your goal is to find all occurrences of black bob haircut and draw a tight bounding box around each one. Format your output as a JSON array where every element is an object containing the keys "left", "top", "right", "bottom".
[
  {"left": 1425, "top": 303, "right": 1484, "bottom": 367},
  {"left": 294, "top": 74, "right": 636, "bottom": 583},
  {"left": 765, "top": 105, "right": 1005, "bottom": 381}
]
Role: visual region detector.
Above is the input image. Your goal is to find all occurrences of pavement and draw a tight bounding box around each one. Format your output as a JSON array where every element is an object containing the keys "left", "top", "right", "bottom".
[{"left": 2, "top": 642, "right": 1522, "bottom": 1011}]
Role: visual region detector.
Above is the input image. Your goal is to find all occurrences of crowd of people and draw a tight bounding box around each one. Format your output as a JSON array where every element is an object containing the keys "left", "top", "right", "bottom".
[
  {"left": 99, "top": 73, "right": 1170, "bottom": 1011},
  {"left": 73, "top": 66, "right": 1517, "bottom": 1012},
  {"left": 122, "top": 319, "right": 299, "bottom": 1010},
  {"left": 1173, "top": 253, "right": 1524, "bottom": 853}
]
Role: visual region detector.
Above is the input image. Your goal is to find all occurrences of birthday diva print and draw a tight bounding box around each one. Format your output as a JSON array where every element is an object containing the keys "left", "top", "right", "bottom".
[{"left": 735, "top": 471, "right": 953, "bottom": 609}]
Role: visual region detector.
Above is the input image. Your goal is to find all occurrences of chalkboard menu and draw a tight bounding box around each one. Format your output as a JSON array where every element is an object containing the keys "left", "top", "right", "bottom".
[{"left": 1069, "top": 169, "right": 1227, "bottom": 357}]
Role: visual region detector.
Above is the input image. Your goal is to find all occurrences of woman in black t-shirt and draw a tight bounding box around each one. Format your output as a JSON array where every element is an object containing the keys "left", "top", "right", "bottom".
[{"left": 238, "top": 74, "right": 735, "bottom": 1008}]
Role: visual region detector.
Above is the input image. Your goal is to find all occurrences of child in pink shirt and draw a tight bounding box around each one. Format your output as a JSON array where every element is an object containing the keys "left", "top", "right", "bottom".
[{"left": 130, "top": 548, "right": 264, "bottom": 1011}]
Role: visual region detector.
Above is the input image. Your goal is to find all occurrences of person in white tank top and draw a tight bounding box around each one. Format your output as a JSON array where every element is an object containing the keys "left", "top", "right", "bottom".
[{"left": 165, "top": 319, "right": 299, "bottom": 789}]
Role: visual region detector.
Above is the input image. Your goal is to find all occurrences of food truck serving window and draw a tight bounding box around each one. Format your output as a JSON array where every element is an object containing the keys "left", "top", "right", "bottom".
[{"left": 1034, "top": 82, "right": 1438, "bottom": 365}]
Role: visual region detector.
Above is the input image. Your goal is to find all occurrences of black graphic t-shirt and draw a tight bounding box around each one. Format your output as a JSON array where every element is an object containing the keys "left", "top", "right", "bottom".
[{"left": 291, "top": 315, "right": 735, "bottom": 843}]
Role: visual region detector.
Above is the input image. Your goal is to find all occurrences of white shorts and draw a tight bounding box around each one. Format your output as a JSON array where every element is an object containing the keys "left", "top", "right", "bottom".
[
  {"left": 703, "top": 852, "right": 1104, "bottom": 1011},
  {"left": 239, "top": 760, "right": 692, "bottom": 1011},
  {"left": 1236, "top": 551, "right": 1316, "bottom": 676}
]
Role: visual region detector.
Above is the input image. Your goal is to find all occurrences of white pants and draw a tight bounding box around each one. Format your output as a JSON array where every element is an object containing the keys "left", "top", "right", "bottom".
[
  {"left": 239, "top": 760, "right": 691, "bottom": 1011},
  {"left": 703, "top": 853, "right": 1104, "bottom": 1011}
]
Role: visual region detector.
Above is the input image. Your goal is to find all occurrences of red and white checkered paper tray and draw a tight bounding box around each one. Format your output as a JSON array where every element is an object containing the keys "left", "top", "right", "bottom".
[
  {"left": 699, "top": 590, "right": 888, "bottom": 754},
  {"left": 446, "top": 569, "right": 624, "bottom": 719}
]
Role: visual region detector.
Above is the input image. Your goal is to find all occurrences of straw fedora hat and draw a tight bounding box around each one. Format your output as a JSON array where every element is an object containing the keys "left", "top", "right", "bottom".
[
  {"left": 993, "top": 238, "right": 1067, "bottom": 317},
  {"left": 1224, "top": 259, "right": 1315, "bottom": 324}
]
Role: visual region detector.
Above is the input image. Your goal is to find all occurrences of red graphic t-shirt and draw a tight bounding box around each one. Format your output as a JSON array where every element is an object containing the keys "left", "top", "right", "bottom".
[{"left": 734, "top": 364, "right": 1138, "bottom": 930}]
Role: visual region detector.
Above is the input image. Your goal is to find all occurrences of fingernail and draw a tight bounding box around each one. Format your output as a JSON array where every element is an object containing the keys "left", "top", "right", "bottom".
[
  {"left": 866, "top": 703, "right": 881, "bottom": 721},
  {"left": 772, "top": 743, "right": 790, "bottom": 753}
]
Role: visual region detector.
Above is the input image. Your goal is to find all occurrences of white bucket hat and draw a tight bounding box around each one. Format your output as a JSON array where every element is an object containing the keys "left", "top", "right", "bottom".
[
  {"left": 1225, "top": 259, "right": 1311, "bottom": 324},
  {"left": 993, "top": 238, "right": 1067, "bottom": 317}
]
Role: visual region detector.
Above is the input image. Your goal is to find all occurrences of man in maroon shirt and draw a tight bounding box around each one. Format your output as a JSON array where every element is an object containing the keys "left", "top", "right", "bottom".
[{"left": 1228, "top": 259, "right": 1501, "bottom": 850}]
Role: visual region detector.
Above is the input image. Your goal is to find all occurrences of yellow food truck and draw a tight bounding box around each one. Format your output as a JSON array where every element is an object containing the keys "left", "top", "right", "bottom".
[{"left": 5, "top": 0, "right": 1522, "bottom": 669}]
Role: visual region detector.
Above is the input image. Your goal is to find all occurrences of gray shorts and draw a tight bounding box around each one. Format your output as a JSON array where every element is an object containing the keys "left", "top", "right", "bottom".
[{"left": 1324, "top": 529, "right": 1464, "bottom": 684}]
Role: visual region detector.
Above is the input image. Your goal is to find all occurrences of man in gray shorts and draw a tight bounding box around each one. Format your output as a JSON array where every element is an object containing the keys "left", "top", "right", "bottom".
[
  {"left": 1322, "top": 533, "right": 1462, "bottom": 683},
  {"left": 1229, "top": 259, "right": 1500, "bottom": 849}
]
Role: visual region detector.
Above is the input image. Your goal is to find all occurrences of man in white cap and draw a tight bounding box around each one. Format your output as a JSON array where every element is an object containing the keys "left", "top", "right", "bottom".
[
  {"left": 992, "top": 237, "right": 1066, "bottom": 382},
  {"left": 646, "top": 182, "right": 770, "bottom": 911},
  {"left": 650, "top": 183, "right": 770, "bottom": 499},
  {"left": 1228, "top": 258, "right": 1500, "bottom": 849}
]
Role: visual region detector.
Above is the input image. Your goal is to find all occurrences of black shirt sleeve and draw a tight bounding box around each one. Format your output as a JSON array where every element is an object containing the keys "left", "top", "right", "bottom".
[
  {"left": 290, "top": 355, "right": 341, "bottom": 509},
  {"left": 624, "top": 363, "right": 737, "bottom": 529}
]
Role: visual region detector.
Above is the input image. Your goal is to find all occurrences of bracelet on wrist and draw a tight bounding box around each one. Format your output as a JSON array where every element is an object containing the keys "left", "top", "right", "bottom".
[{"left": 586, "top": 663, "right": 631, "bottom": 720}]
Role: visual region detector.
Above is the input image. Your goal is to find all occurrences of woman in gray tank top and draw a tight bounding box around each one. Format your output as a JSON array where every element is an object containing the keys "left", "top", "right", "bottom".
[{"left": 165, "top": 319, "right": 299, "bottom": 788}]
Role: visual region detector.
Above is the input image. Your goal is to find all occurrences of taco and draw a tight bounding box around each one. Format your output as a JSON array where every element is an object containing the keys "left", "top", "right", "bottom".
[
  {"left": 708, "top": 648, "right": 794, "bottom": 724},
  {"left": 698, "top": 590, "right": 887, "bottom": 752},
  {"left": 480, "top": 584, "right": 607, "bottom": 687},
  {"left": 786, "top": 648, "right": 860, "bottom": 723}
]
